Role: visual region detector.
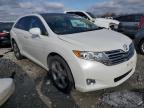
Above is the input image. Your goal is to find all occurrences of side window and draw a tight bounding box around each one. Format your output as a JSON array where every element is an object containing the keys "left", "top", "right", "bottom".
[
  {"left": 67, "top": 12, "right": 90, "bottom": 20},
  {"left": 14, "top": 17, "right": 31, "bottom": 31},
  {"left": 67, "top": 12, "right": 75, "bottom": 15},
  {"left": 135, "top": 15, "right": 142, "bottom": 22},
  {"left": 115, "top": 17, "right": 122, "bottom": 21},
  {"left": 30, "top": 17, "right": 48, "bottom": 36},
  {"left": 127, "top": 15, "right": 134, "bottom": 22},
  {"left": 75, "top": 12, "right": 90, "bottom": 20},
  {"left": 120, "top": 17, "right": 126, "bottom": 22},
  {"left": 118, "top": 16, "right": 133, "bottom": 22}
]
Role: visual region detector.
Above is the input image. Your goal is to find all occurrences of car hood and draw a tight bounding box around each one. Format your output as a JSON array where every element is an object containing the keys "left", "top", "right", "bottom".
[
  {"left": 58, "top": 29, "right": 132, "bottom": 52},
  {"left": 95, "top": 18, "right": 120, "bottom": 25}
]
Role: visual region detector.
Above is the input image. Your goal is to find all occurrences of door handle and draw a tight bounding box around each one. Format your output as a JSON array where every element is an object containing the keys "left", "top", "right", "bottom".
[{"left": 31, "top": 34, "right": 40, "bottom": 38}]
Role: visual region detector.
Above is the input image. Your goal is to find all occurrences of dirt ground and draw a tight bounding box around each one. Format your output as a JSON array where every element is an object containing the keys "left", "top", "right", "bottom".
[{"left": 0, "top": 47, "right": 144, "bottom": 108}]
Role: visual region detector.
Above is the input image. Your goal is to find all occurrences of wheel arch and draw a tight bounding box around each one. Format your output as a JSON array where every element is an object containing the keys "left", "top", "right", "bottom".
[
  {"left": 138, "top": 37, "right": 144, "bottom": 47},
  {"left": 137, "top": 37, "right": 144, "bottom": 54},
  {"left": 11, "top": 38, "right": 16, "bottom": 49},
  {"left": 140, "top": 37, "right": 144, "bottom": 42},
  {"left": 47, "top": 52, "right": 76, "bottom": 88}
]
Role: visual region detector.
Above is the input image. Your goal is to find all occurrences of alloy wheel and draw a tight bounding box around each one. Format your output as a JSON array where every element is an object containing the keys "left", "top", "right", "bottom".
[
  {"left": 13, "top": 43, "right": 20, "bottom": 58},
  {"left": 51, "top": 61, "right": 69, "bottom": 89},
  {"left": 141, "top": 41, "right": 144, "bottom": 53}
]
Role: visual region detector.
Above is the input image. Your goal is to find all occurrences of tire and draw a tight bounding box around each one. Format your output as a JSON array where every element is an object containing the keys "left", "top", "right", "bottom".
[
  {"left": 139, "top": 40, "right": 144, "bottom": 55},
  {"left": 12, "top": 41, "right": 24, "bottom": 60},
  {"left": 48, "top": 55, "right": 74, "bottom": 93},
  {"left": 110, "top": 24, "right": 115, "bottom": 30}
]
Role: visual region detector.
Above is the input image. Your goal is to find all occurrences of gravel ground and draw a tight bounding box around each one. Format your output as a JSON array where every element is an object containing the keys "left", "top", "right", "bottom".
[{"left": 0, "top": 47, "right": 144, "bottom": 108}]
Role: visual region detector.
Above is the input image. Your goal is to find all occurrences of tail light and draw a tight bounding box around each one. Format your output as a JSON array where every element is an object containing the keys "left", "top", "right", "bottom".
[
  {"left": 0, "top": 32, "right": 7, "bottom": 37},
  {"left": 138, "top": 16, "right": 144, "bottom": 31}
]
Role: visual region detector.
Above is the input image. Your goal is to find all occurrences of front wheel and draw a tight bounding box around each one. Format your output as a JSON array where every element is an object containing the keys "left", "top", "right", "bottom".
[
  {"left": 139, "top": 40, "right": 144, "bottom": 55},
  {"left": 48, "top": 55, "right": 74, "bottom": 93}
]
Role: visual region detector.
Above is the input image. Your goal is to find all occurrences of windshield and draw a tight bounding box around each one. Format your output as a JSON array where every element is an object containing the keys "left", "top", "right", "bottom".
[
  {"left": 42, "top": 14, "right": 100, "bottom": 35},
  {"left": 86, "top": 12, "right": 96, "bottom": 18}
]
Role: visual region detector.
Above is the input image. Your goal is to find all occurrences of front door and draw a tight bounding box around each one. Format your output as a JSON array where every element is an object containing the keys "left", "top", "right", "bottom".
[{"left": 23, "top": 16, "right": 49, "bottom": 65}]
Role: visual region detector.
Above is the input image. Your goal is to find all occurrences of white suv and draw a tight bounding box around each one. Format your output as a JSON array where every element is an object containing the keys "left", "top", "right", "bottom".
[
  {"left": 11, "top": 13, "right": 137, "bottom": 93},
  {"left": 65, "top": 10, "right": 120, "bottom": 29}
]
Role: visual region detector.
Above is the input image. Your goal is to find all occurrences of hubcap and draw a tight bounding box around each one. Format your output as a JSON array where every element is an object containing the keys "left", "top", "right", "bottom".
[
  {"left": 13, "top": 43, "right": 20, "bottom": 57},
  {"left": 51, "top": 61, "right": 68, "bottom": 89}
]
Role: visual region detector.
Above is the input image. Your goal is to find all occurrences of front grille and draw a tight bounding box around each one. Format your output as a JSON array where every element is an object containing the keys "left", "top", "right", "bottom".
[{"left": 104, "top": 43, "right": 135, "bottom": 66}]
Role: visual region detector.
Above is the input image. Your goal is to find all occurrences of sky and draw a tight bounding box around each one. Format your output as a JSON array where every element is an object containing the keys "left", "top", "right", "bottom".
[{"left": 0, "top": 0, "right": 144, "bottom": 21}]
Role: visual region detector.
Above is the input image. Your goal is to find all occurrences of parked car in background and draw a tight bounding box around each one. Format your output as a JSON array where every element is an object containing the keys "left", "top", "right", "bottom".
[
  {"left": 64, "top": 10, "right": 120, "bottom": 29},
  {"left": 134, "top": 27, "right": 144, "bottom": 54},
  {"left": 138, "top": 16, "right": 144, "bottom": 31},
  {"left": 0, "top": 78, "right": 15, "bottom": 106},
  {"left": 115, "top": 14, "right": 144, "bottom": 39},
  {"left": 0, "top": 22, "right": 14, "bottom": 46},
  {"left": 11, "top": 13, "right": 136, "bottom": 93}
]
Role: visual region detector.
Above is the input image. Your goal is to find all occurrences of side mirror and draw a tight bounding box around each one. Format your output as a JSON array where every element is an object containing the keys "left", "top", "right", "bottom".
[{"left": 29, "top": 28, "right": 41, "bottom": 36}]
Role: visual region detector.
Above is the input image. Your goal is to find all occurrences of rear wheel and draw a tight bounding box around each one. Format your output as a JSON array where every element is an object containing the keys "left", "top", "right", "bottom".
[
  {"left": 48, "top": 55, "right": 74, "bottom": 93},
  {"left": 110, "top": 24, "right": 115, "bottom": 30},
  {"left": 139, "top": 40, "right": 144, "bottom": 55},
  {"left": 12, "top": 41, "right": 24, "bottom": 60}
]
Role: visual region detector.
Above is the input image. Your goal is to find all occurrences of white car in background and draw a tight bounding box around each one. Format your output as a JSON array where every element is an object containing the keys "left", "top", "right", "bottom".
[
  {"left": 0, "top": 78, "right": 15, "bottom": 106},
  {"left": 11, "top": 13, "right": 136, "bottom": 93},
  {"left": 64, "top": 10, "right": 120, "bottom": 29}
]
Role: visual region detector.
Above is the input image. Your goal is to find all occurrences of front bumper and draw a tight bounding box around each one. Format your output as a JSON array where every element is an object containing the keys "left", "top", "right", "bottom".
[{"left": 70, "top": 51, "right": 137, "bottom": 92}]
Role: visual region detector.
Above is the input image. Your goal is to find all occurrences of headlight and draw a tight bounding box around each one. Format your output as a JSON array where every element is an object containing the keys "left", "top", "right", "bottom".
[{"left": 73, "top": 50, "right": 109, "bottom": 64}]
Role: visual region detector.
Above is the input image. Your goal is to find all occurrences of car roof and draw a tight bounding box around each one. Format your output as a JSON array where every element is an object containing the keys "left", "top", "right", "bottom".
[
  {"left": 40, "top": 13, "right": 73, "bottom": 17},
  {"left": 18, "top": 13, "right": 74, "bottom": 19},
  {"left": 39, "top": 13, "right": 82, "bottom": 19},
  {"left": 40, "top": 13, "right": 64, "bottom": 15},
  {"left": 115, "top": 13, "right": 144, "bottom": 18},
  {"left": 16, "top": 13, "right": 81, "bottom": 23},
  {"left": 64, "top": 10, "right": 86, "bottom": 13}
]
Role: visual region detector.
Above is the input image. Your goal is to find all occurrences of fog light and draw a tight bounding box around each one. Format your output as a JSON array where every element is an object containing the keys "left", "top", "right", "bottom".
[{"left": 86, "top": 79, "right": 96, "bottom": 85}]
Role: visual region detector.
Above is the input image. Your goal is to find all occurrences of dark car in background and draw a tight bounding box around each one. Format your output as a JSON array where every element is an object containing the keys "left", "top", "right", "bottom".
[
  {"left": 138, "top": 16, "right": 144, "bottom": 31},
  {"left": 115, "top": 14, "right": 144, "bottom": 39},
  {"left": 0, "top": 22, "right": 14, "bottom": 46},
  {"left": 134, "top": 27, "right": 144, "bottom": 54}
]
